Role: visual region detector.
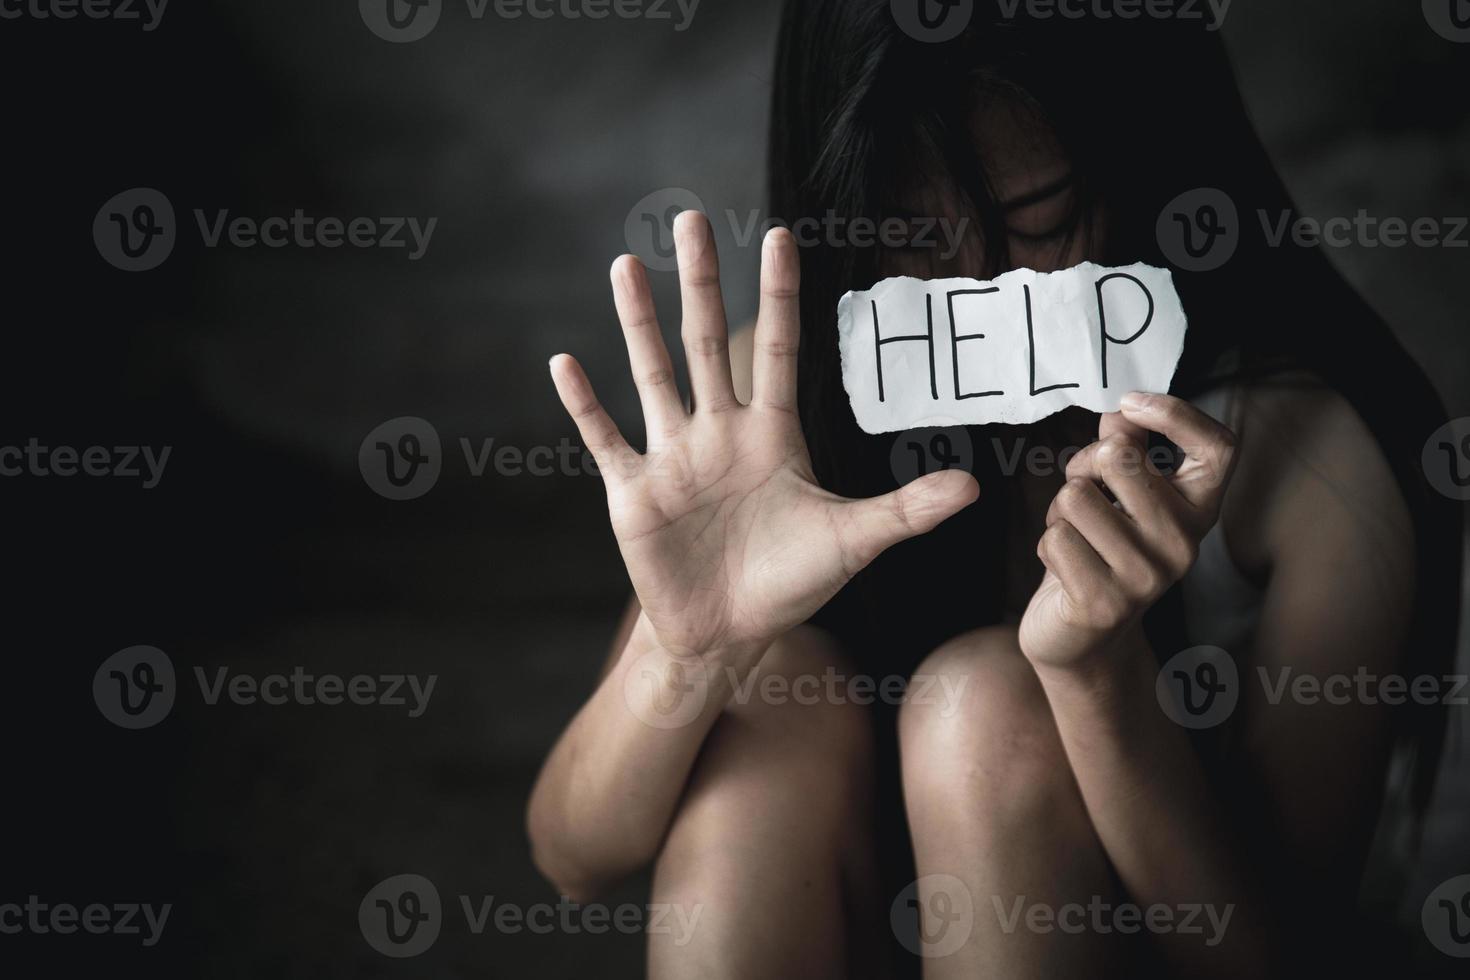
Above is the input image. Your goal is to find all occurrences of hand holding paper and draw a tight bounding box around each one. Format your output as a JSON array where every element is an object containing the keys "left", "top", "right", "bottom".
[{"left": 837, "top": 262, "right": 1188, "bottom": 433}]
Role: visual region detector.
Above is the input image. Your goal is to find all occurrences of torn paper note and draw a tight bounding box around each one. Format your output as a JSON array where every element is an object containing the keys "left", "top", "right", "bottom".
[{"left": 836, "top": 262, "right": 1188, "bottom": 433}]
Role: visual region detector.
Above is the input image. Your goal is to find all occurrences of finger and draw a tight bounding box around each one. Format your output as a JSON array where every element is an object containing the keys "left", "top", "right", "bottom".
[
  {"left": 840, "top": 469, "right": 979, "bottom": 567},
  {"left": 1045, "top": 477, "right": 1151, "bottom": 576},
  {"left": 1066, "top": 435, "right": 1178, "bottom": 531},
  {"left": 549, "top": 353, "right": 636, "bottom": 482},
  {"left": 1097, "top": 409, "right": 1149, "bottom": 448},
  {"left": 674, "top": 211, "right": 737, "bottom": 413},
  {"left": 1119, "top": 391, "right": 1237, "bottom": 512},
  {"left": 1037, "top": 518, "right": 1114, "bottom": 608},
  {"left": 611, "top": 254, "right": 686, "bottom": 438},
  {"left": 752, "top": 226, "right": 801, "bottom": 413}
]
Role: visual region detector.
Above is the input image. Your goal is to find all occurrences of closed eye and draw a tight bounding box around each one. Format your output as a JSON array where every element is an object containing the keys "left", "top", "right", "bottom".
[{"left": 1001, "top": 173, "right": 1079, "bottom": 244}]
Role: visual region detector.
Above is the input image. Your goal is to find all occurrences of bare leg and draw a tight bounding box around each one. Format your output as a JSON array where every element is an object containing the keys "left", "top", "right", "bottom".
[
  {"left": 648, "top": 626, "right": 882, "bottom": 979},
  {"left": 898, "top": 625, "right": 1131, "bottom": 977}
]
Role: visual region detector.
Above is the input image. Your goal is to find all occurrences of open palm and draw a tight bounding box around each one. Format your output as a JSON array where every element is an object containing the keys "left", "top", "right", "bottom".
[{"left": 550, "top": 212, "right": 978, "bottom": 661}]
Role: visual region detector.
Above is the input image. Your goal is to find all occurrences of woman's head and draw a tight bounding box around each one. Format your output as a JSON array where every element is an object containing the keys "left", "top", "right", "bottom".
[{"left": 768, "top": 3, "right": 1288, "bottom": 482}]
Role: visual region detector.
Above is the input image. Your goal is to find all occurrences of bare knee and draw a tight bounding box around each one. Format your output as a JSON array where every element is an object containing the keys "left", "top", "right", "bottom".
[{"left": 899, "top": 625, "right": 1069, "bottom": 810}]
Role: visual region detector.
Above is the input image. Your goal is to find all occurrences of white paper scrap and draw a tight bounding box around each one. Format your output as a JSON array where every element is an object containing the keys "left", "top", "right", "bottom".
[{"left": 836, "top": 262, "right": 1188, "bottom": 433}]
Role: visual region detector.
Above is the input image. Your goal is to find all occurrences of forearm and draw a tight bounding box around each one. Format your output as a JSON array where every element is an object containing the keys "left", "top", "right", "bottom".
[
  {"left": 527, "top": 611, "right": 766, "bottom": 897},
  {"left": 1033, "top": 638, "right": 1276, "bottom": 976}
]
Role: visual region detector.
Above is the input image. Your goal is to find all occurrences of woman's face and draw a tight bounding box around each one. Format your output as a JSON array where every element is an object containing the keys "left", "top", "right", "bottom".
[{"left": 881, "top": 94, "right": 1103, "bottom": 280}]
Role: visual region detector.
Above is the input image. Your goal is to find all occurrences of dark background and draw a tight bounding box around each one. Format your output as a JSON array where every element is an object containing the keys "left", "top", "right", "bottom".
[{"left": 2, "top": 0, "right": 1467, "bottom": 975}]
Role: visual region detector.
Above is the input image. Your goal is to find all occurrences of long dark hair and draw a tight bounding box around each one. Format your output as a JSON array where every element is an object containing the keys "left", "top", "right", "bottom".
[{"left": 768, "top": 1, "right": 1459, "bottom": 831}]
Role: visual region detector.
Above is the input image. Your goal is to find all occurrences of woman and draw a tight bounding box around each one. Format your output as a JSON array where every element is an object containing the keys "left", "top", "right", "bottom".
[{"left": 527, "top": 3, "right": 1460, "bottom": 976}]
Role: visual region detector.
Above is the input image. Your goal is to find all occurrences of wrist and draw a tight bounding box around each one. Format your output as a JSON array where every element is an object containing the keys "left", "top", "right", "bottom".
[
  {"left": 1032, "top": 628, "right": 1156, "bottom": 736},
  {"left": 634, "top": 611, "right": 773, "bottom": 674},
  {"left": 630, "top": 612, "right": 772, "bottom": 693}
]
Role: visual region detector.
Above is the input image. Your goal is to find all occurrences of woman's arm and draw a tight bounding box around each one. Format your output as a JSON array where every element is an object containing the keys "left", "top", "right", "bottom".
[
  {"left": 526, "top": 216, "right": 977, "bottom": 900},
  {"left": 526, "top": 604, "right": 769, "bottom": 900},
  {"left": 1021, "top": 385, "right": 1413, "bottom": 975}
]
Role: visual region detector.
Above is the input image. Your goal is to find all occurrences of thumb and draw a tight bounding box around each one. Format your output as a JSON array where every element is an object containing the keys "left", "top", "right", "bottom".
[{"left": 840, "top": 469, "right": 979, "bottom": 568}]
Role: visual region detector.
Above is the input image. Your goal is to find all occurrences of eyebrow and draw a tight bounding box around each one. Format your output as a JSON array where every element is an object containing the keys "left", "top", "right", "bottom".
[{"left": 998, "top": 172, "right": 1075, "bottom": 213}]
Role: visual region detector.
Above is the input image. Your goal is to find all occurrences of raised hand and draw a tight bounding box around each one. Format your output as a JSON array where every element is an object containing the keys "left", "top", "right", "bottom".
[
  {"left": 550, "top": 212, "right": 978, "bottom": 664},
  {"left": 1019, "top": 392, "right": 1239, "bottom": 670}
]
